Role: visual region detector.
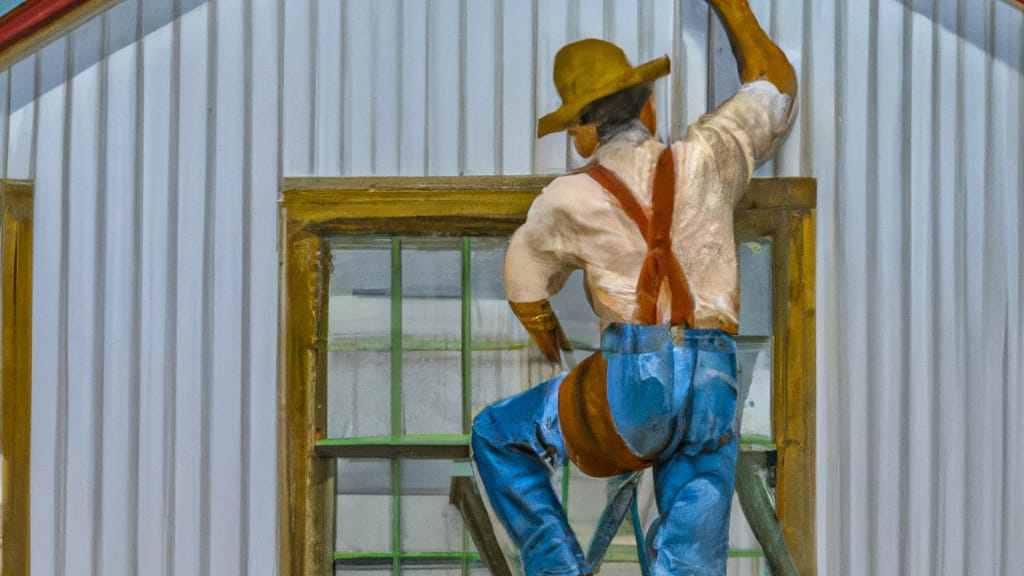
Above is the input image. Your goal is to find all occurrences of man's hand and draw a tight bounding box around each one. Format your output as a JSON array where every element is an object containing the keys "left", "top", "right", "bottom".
[
  {"left": 509, "top": 300, "right": 573, "bottom": 364},
  {"left": 705, "top": 0, "right": 797, "bottom": 99}
]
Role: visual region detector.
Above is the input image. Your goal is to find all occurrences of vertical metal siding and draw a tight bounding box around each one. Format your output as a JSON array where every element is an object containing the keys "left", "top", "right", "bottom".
[
  {"left": 806, "top": 1, "right": 840, "bottom": 574},
  {"left": 29, "top": 34, "right": 68, "bottom": 576},
  {"left": 247, "top": 0, "right": 282, "bottom": 573},
  {"left": 173, "top": 3, "right": 210, "bottom": 572},
  {"left": 64, "top": 17, "right": 104, "bottom": 576},
  {"left": 8, "top": 1, "right": 281, "bottom": 574},
  {"left": 817, "top": 1, "right": 1024, "bottom": 575},
  {"left": 4, "top": 1, "right": 1022, "bottom": 575},
  {"left": 99, "top": 3, "right": 141, "bottom": 575},
  {"left": 993, "top": 7, "right": 1024, "bottom": 574},
  {"left": 137, "top": 2, "right": 175, "bottom": 574},
  {"left": 904, "top": 5, "right": 936, "bottom": 576}
]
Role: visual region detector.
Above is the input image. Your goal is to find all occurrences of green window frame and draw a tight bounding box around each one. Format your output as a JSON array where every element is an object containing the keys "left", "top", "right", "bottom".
[{"left": 318, "top": 234, "right": 509, "bottom": 575}]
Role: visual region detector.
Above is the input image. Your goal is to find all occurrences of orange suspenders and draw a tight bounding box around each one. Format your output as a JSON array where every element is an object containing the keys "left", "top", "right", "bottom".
[
  {"left": 586, "top": 148, "right": 695, "bottom": 327},
  {"left": 558, "top": 149, "right": 698, "bottom": 477}
]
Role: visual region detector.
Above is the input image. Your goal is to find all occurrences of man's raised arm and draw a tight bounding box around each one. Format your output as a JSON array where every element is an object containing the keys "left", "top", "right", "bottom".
[{"left": 706, "top": 0, "right": 797, "bottom": 100}]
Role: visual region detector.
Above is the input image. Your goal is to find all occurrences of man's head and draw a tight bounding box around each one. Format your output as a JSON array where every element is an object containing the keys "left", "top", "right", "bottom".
[
  {"left": 537, "top": 39, "right": 669, "bottom": 155},
  {"left": 578, "top": 82, "right": 653, "bottom": 139}
]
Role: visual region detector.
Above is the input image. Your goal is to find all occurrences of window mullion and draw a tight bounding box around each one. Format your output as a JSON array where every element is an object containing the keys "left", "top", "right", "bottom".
[
  {"left": 391, "top": 237, "right": 403, "bottom": 438},
  {"left": 461, "top": 237, "right": 472, "bottom": 434},
  {"left": 391, "top": 237, "right": 402, "bottom": 575},
  {"left": 460, "top": 237, "right": 473, "bottom": 576}
]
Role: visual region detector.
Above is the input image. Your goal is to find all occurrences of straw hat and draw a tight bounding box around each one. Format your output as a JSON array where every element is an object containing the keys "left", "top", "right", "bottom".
[{"left": 537, "top": 38, "right": 670, "bottom": 138}]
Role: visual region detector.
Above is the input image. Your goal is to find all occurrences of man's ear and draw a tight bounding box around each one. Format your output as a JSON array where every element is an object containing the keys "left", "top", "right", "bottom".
[
  {"left": 568, "top": 124, "right": 599, "bottom": 158},
  {"left": 640, "top": 94, "right": 657, "bottom": 137}
]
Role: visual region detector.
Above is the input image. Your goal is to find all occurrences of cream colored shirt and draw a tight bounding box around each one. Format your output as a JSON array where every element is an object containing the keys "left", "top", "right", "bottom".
[{"left": 505, "top": 80, "right": 795, "bottom": 333}]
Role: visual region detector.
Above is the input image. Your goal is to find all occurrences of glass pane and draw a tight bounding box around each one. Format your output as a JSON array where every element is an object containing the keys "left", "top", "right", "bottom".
[
  {"left": 328, "top": 239, "right": 393, "bottom": 439},
  {"left": 549, "top": 270, "right": 602, "bottom": 352},
  {"left": 736, "top": 237, "right": 773, "bottom": 445},
  {"left": 470, "top": 239, "right": 535, "bottom": 413},
  {"left": 401, "top": 239, "right": 463, "bottom": 436},
  {"left": 565, "top": 466, "right": 623, "bottom": 552},
  {"left": 733, "top": 237, "right": 773, "bottom": 571},
  {"left": 402, "top": 349, "right": 462, "bottom": 435},
  {"left": 337, "top": 459, "right": 392, "bottom": 495},
  {"left": 400, "top": 460, "right": 467, "bottom": 552},
  {"left": 335, "top": 492, "right": 393, "bottom": 553},
  {"left": 737, "top": 239, "right": 772, "bottom": 337},
  {"left": 401, "top": 493, "right": 466, "bottom": 553},
  {"left": 737, "top": 339, "right": 772, "bottom": 443},
  {"left": 335, "top": 459, "right": 393, "bottom": 554}
]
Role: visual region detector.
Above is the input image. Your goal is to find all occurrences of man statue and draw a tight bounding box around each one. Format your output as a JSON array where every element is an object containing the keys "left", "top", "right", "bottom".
[{"left": 470, "top": 1, "right": 797, "bottom": 574}]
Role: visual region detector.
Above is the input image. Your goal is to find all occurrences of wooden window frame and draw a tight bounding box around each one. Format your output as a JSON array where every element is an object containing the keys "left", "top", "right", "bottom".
[
  {"left": 277, "top": 176, "right": 816, "bottom": 575},
  {"left": 1, "top": 179, "right": 32, "bottom": 576}
]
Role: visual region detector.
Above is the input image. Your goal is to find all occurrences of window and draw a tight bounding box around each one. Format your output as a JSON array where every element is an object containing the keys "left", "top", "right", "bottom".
[
  {"left": 278, "top": 176, "right": 816, "bottom": 575},
  {"left": 1, "top": 179, "right": 33, "bottom": 576}
]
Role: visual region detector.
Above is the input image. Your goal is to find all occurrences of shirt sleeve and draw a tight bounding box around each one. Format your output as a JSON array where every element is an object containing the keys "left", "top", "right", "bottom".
[
  {"left": 685, "top": 79, "right": 795, "bottom": 203},
  {"left": 504, "top": 184, "right": 578, "bottom": 304}
]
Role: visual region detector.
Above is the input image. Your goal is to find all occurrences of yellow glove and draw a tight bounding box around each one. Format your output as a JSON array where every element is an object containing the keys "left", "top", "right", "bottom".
[{"left": 509, "top": 300, "right": 573, "bottom": 364}]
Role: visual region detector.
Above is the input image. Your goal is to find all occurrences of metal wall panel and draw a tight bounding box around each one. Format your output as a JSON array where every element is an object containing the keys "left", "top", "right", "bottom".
[
  {"left": 137, "top": 1, "right": 176, "bottom": 573},
  {"left": 8, "top": 1, "right": 281, "bottom": 574},
  {"left": 64, "top": 16, "right": 104, "bottom": 576},
  {"left": 4, "top": 0, "right": 1022, "bottom": 575},
  {"left": 812, "top": 1, "right": 1024, "bottom": 575},
  {"left": 99, "top": 3, "right": 141, "bottom": 574},
  {"left": 29, "top": 34, "right": 68, "bottom": 576}
]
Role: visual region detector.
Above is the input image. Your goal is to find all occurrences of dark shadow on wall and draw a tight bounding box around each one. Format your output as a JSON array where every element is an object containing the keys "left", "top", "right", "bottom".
[
  {"left": 10, "top": 0, "right": 209, "bottom": 115},
  {"left": 900, "top": 0, "right": 1023, "bottom": 74}
]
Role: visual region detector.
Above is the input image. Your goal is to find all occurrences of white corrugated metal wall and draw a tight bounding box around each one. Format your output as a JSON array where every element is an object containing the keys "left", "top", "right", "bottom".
[
  {"left": 1, "top": 0, "right": 1021, "bottom": 574},
  {"left": 810, "top": 1, "right": 1024, "bottom": 573},
  {"left": 5, "top": 0, "right": 280, "bottom": 574}
]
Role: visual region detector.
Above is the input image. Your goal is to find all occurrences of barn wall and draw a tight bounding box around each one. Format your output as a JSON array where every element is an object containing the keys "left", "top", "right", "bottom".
[
  {"left": 6, "top": 1, "right": 279, "bottom": 574},
  {"left": 2, "top": 1, "right": 1021, "bottom": 574}
]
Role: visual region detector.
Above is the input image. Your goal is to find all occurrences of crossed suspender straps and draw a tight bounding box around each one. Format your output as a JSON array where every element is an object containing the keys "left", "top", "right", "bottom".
[
  {"left": 586, "top": 147, "right": 695, "bottom": 327},
  {"left": 558, "top": 148, "right": 697, "bottom": 477}
]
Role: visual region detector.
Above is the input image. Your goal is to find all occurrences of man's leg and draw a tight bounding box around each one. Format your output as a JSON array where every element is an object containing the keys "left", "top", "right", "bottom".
[
  {"left": 471, "top": 375, "right": 591, "bottom": 576},
  {"left": 647, "top": 437, "right": 738, "bottom": 576},
  {"left": 647, "top": 332, "right": 739, "bottom": 576}
]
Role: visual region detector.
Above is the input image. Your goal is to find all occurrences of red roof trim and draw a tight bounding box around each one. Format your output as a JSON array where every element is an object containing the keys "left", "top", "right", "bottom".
[{"left": 0, "top": 0, "right": 89, "bottom": 53}]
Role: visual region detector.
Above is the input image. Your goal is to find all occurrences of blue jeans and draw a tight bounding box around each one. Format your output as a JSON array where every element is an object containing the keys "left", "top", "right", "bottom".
[{"left": 471, "top": 326, "right": 739, "bottom": 576}]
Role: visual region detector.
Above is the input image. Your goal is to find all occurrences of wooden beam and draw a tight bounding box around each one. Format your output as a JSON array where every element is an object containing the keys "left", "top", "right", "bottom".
[
  {"left": 450, "top": 476, "right": 513, "bottom": 576},
  {"left": 773, "top": 206, "right": 816, "bottom": 575},
  {"left": 1, "top": 179, "right": 33, "bottom": 576},
  {"left": 277, "top": 232, "right": 333, "bottom": 576},
  {"left": 735, "top": 186, "right": 817, "bottom": 574},
  {"left": 279, "top": 176, "right": 815, "bottom": 238}
]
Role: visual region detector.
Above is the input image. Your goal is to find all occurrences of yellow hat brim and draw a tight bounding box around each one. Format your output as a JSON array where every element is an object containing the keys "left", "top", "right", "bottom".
[{"left": 537, "top": 55, "right": 670, "bottom": 139}]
